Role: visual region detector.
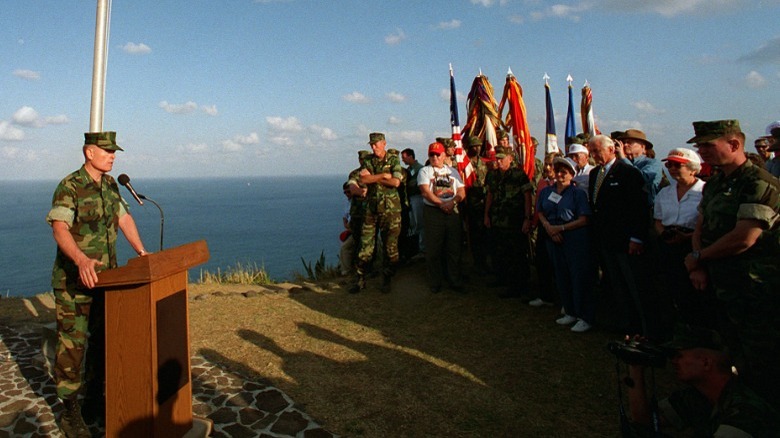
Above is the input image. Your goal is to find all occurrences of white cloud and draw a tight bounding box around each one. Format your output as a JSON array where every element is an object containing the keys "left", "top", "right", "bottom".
[
  {"left": 221, "top": 140, "right": 245, "bottom": 152},
  {"left": 745, "top": 70, "right": 767, "bottom": 89},
  {"left": 632, "top": 100, "right": 665, "bottom": 115},
  {"left": 508, "top": 14, "right": 524, "bottom": 24},
  {"left": 200, "top": 105, "right": 218, "bottom": 116},
  {"left": 0, "top": 121, "right": 25, "bottom": 141},
  {"left": 386, "top": 92, "right": 406, "bottom": 103},
  {"left": 343, "top": 91, "right": 370, "bottom": 104},
  {"left": 159, "top": 101, "right": 198, "bottom": 114},
  {"left": 471, "top": 0, "right": 495, "bottom": 6},
  {"left": 392, "top": 130, "right": 425, "bottom": 144},
  {"left": 388, "top": 116, "right": 402, "bottom": 125},
  {"left": 266, "top": 116, "right": 303, "bottom": 132},
  {"left": 121, "top": 42, "right": 152, "bottom": 54},
  {"left": 595, "top": 0, "right": 743, "bottom": 17},
  {"left": 738, "top": 36, "right": 780, "bottom": 64},
  {"left": 176, "top": 143, "right": 209, "bottom": 154},
  {"left": 44, "top": 114, "right": 70, "bottom": 125},
  {"left": 310, "top": 125, "right": 338, "bottom": 140},
  {"left": 384, "top": 29, "right": 406, "bottom": 45},
  {"left": 531, "top": 3, "right": 591, "bottom": 21},
  {"left": 269, "top": 136, "right": 294, "bottom": 146},
  {"left": 12, "top": 107, "right": 41, "bottom": 127},
  {"left": 436, "top": 19, "right": 461, "bottom": 30},
  {"left": 1, "top": 145, "right": 37, "bottom": 161},
  {"left": 13, "top": 69, "right": 40, "bottom": 80}
]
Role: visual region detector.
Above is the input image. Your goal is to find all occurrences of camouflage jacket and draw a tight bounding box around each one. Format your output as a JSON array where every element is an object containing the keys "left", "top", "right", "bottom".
[
  {"left": 659, "top": 378, "right": 779, "bottom": 436},
  {"left": 486, "top": 167, "right": 533, "bottom": 228},
  {"left": 347, "top": 167, "right": 368, "bottom": 220},
  {"left": 46, "top": 166, "right": 128, "bottom": 290},
  {"left": 361, "top": 149, "right": 403, "bottom": 214}
]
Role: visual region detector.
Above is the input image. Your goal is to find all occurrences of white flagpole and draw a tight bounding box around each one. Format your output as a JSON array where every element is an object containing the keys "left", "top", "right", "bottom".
[{"left": 89, "top": 0, "right": 111, "bottom": 132}]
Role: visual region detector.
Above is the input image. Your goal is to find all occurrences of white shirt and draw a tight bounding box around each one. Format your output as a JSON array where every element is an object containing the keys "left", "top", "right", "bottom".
[
  {"left": 417, "top": 165, "right": 464, "bottom": 206},
  {"left": 653, "top": 179, "right": 705, "bottom": 229},
  {"left": 572, "top": 163, "right": 594, "bottom": 191}
]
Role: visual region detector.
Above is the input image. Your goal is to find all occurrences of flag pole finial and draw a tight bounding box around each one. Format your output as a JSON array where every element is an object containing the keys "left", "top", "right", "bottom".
[
  {"left": 479, "top": 68, "right": 483, "bottom": 76},
  {"left": 566, "top": 74, "right": 573, "bottom": 85},
  {"left": 507, "top": 66, "right": 513, "bottom": 77},
  {"left": 543, "top": 73, "right": 550, "bottom": 84},
  {"left": 584, "top": 79, "right": 590, "bottom": 87}
]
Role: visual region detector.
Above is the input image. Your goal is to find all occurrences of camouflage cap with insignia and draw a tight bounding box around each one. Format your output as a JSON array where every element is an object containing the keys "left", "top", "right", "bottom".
[
  {"left": 494, "top": 146, "right": 512, "bottom": 159},
  {"left": 497, "top": 129, "right": 509, "bottom": 139},
  {"left": 686, "top": 120, "right": 742, "bottom": 144},
  {"left": 357, "top": 150, "right": 371, "bottom": 163},
  {"left": 467, "top": 136, "right": 482, "bottom": 147},
  {"left": 663, "top": 324, "right": 727, "bottom": 352},
  {"left": 444, "top": 138, "right": 456, "bottom": 148},
  {"left": 84, "top": 131, "right": 123, "bottom": 151},
  {"left": 368, "top": 132, "right": 385, "bottom": 144}
]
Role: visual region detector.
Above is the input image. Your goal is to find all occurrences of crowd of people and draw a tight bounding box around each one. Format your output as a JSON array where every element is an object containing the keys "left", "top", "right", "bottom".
[{"left": 340, "top": 120, "right": 779, "bottom": 436}]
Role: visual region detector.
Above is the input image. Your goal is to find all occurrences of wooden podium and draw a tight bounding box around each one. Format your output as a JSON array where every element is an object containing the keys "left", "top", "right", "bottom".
[{"left": 97, "top": 240, "right": 209, "bottom": 437}]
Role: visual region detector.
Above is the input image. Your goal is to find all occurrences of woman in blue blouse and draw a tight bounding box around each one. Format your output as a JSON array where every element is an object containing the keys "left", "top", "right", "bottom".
[{"left": 536, "top": 157, "right": 595, "bottom": 333}]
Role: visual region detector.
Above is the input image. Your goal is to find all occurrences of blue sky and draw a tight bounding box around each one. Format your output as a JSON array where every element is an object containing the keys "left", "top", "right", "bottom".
[{"left": 2, "top": 0, "right": 779, "bottom": 180}]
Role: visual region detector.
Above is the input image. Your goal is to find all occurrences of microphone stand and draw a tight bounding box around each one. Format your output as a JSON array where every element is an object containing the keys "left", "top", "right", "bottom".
[{"left": 139, "top": 194, "right": 164, "bottom": 251}]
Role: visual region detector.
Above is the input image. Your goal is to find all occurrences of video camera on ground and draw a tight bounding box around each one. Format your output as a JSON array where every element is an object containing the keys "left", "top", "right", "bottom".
[{"left": 607, "top": 339, "right": 674, "bottom": 368}]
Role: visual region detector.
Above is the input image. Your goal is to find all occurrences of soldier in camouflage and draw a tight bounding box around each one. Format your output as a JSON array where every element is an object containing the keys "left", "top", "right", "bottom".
[
  {"left": 344, "top": 151, "right": 371, "bottom": 273},
  {"left": 350, "top": 133, "right": 403, "bottom": 293},
  {"left": 484, "top": 146, "right": 534, "bottom": 299},
  {"left": 683, "top": 120, "right": 780, "bottom": 409},
  {"left": 46, "top": 132, "right": 147, "bottom": 437},
  {"left": 464, "top": 136, "right": 491, "bottom": 273},
  {"left": 626, "top": 324, "right": 778, "bottom": 436}
]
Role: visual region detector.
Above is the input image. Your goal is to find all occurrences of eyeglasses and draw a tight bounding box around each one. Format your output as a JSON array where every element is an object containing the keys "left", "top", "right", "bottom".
[
  {"left": 664, "top": 161, "right": 683, "bottom": 169},
  {"left": 429, "top": 152, "right": 443, "bottom": 157}
]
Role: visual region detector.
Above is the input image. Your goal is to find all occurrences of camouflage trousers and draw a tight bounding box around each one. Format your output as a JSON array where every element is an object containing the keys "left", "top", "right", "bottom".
[
  {"left": 54, "top": 288, "right": 105, "bottom": 401},
  {"left": 357, "top": 208, "right": 401, "bottom": 272}
]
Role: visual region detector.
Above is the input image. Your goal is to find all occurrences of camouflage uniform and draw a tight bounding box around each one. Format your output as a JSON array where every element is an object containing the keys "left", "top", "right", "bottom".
[
  {"left": 46, "top": 165, "right": 129, "bottom": 401},
  {"left": 465, "top": 153, "right": 490, "bottom": 271},
  {"left": 697, "top": 159, "right": 780, "bottom": 405},
  {"left": 485, "top": 159, "right": 534, "bottom": 296},
  {"left": 357, "top": 148, "right": 404, "bottom": 276}
]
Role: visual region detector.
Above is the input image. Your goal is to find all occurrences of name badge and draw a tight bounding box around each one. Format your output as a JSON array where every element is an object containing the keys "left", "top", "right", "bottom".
[{"left": 547, "top": 192, "right": 562, "bottom": 204}]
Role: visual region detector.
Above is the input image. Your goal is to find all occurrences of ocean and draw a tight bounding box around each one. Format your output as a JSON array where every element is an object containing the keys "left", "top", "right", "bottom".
[{"left": 0, "top": 175, "right": 346, "bottom": 297}]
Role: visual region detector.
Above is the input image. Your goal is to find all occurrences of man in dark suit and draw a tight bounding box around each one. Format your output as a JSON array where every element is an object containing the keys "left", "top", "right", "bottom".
[{"left": 587, "top": 135, "right": 659, "bottom": 337}]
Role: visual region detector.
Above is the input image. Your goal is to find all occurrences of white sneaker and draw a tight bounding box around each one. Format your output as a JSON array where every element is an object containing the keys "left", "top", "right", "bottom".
[
  {"left": 528, "top": 298, "right": 553, "bottom": 307},
  {"left": 571, "top": 320, "right": 592, "bottom": 333},
  {"left": 556, "top": 315, "right": 577, "bottom": 325}
]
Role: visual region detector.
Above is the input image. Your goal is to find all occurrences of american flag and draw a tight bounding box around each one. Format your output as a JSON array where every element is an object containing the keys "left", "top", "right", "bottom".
[{"left": 450, "top": 64, "right": 474, "bottom": 187}]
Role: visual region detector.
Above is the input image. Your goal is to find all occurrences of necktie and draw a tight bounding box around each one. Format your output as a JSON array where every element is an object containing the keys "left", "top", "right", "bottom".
[{"left": 593, "top": 166, "right": 606, "bottom": 202}]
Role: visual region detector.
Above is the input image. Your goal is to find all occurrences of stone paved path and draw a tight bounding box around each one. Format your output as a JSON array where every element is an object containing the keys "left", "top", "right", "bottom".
[{"left": 0, "top": 323, "right": 335, "bottom": 437}]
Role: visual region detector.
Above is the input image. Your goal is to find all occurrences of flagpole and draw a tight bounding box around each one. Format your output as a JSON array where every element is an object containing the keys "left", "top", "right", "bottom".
[{"left": 89, "top": 0, "right": 111, "bottom": 132}]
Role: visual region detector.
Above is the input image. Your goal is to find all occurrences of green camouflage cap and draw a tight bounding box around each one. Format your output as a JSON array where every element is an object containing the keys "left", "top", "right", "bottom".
[
  {"left": 357, "top": 150, "right": 371, "bottom": 162},
  {"left": 494, "top": 146, "right": 512, "bottom": 159},
  {"left": 444, "top": 138, "right": 456, "bottom": 148},
  {"left": 497, "top": 129, "right": 509, "bottom": 139},
  {"left": 686, "top": 120, "right": 742, "bottom": 144},
  {"left": 467, "top": 136, "right": 482, "bottom": 147},
  {"left": 663, "top": 324, "right": 727, "bottom": 352},
  {"left": 84, "top": 131, "right": 123, "bottom": 151},
  {"left": 368, "top": 132, "right": 385, "bottom": 144}
]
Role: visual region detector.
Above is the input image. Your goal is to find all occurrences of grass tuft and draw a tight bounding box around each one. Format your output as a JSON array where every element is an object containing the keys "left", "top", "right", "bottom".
[{"left": 198, "top": 261, "right": 274, "bottom": 285}]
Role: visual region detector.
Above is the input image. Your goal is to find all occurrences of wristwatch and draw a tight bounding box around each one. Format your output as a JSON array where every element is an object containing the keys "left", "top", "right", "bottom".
[{"left": 690, "top": 250, "right": 701, "bottom": 261}]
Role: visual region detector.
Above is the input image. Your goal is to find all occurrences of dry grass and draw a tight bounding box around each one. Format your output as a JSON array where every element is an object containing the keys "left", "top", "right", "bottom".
[
  {"left": 188, "top": 261, "right": 659, "bottom": 437},
  {"left": 0, "top": 261, "right": 678, "bottom": 437}
]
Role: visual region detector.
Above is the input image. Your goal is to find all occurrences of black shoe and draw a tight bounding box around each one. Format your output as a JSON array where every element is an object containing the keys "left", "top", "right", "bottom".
[
  {"left": 60, "top": 399, "right": 91, "bottom": 438},
  {"left": 348, "top": 275, "right": 365, "bottom": 294}
]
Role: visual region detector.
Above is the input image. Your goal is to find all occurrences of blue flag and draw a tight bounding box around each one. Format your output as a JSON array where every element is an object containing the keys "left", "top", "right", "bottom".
[
  {"left": 565, "top": 81, "right": 577, "bottom": 150},
  {"left": 544, "top": 82, "right": 559, "bottom": 154}
]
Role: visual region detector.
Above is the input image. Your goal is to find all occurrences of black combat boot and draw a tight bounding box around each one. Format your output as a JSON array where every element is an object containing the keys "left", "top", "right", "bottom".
[
  {"left": 348, "top": 273, "right": 365, "bottom": 294},
  {"left": 60, "top": 399, "right": 91, "bottom": 438}
]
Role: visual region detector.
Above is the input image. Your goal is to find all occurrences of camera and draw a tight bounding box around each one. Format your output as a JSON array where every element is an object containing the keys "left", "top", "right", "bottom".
[{"left": 607, "top": 339, "right": 673, "bottom": 368}]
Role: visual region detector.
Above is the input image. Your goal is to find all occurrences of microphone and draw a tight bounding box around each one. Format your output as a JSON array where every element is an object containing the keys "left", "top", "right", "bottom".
[{"left": 118, "top": 174, "right": 144, "bottom": 205}]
